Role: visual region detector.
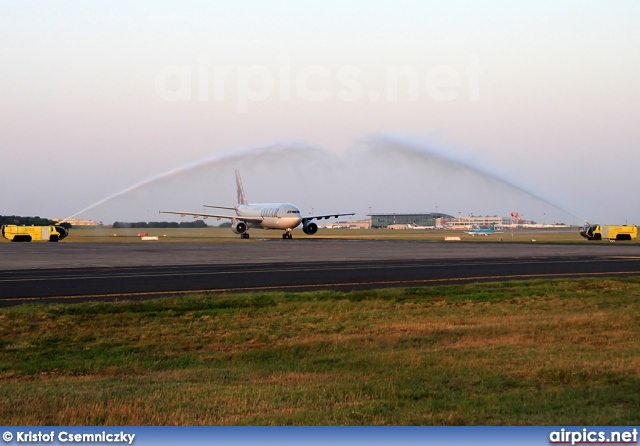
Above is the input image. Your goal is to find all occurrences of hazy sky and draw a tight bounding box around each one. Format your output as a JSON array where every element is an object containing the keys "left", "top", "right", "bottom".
[{"left": 2, "top": 1, "right": 639, "bottom": 225}]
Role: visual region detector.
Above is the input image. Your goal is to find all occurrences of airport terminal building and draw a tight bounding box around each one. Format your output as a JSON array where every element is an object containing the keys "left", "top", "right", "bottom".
[
  {"left": 369, "top": 213, "right": 512, "bottom": 229},
  {"left": 370, "top": 213, "right": 452, "bottom": 229}
]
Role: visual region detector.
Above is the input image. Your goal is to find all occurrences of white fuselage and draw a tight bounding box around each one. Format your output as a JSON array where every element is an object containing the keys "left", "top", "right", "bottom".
[{"left": 236, "top": 203, "right": 303, "bottom": 230}]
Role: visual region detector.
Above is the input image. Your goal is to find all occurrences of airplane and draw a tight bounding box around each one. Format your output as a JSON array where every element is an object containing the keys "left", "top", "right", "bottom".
[
  {"left": 407, "top": 223, "right": 435, "bottom": 230},
  {"left": 467, "top": 222, "right": 497, "bottom": 236},
  {"left": 161, "top": 170, "right": 355, "bottom": 239}
]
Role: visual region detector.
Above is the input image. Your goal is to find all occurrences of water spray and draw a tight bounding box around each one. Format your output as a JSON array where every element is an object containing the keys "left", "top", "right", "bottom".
[
  {"left": 361, "top": 134, "right": 584, "bottom": 223},
  {"left": 62, "top": 142, "right": 327, "bottom": 222},
  {"left": 62, "top": 135, "right": 584, "bottom": 225}
]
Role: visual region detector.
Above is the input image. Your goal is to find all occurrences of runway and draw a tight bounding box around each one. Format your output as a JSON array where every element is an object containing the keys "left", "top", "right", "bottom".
[{"left": 1, "top": 240, "right": 639, "bottom": 306}]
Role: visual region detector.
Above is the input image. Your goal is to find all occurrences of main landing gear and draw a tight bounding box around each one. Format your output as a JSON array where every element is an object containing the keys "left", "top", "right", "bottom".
[
  {"left": 282, "top": 229, "right": 293, "bottom": 239},
  {"left": 241, "top": 233, "right": 250, "bottom": 239}
]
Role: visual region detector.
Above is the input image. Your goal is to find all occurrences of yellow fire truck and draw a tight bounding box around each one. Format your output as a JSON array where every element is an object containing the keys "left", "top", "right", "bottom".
[
  {"left": 1, "top": 225, "right": 69, "bottom": 242},
  {"left": 579, "top": 223, "right": 637, "bottom": 241}
]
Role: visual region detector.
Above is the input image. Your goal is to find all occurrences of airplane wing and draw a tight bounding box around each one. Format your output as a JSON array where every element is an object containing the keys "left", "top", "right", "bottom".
[
  {"left": 160, "top": 211, "right": 264, "bottom": 224},
  {"left": 302, "top": 212, "right": 356, "bottom": 222},
  {"left": 204, "top": 205, "right": 237, "bottom": 211}
]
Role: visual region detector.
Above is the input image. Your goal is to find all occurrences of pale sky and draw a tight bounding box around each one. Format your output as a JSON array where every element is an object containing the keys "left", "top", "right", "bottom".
[{"left": 2, "top": 1, "right": 639, "bottom": 225}]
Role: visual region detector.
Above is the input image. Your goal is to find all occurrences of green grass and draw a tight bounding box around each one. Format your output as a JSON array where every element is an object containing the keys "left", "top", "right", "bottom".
[{"left": 1, "top": 279, "right": 639, "bottom": 425}]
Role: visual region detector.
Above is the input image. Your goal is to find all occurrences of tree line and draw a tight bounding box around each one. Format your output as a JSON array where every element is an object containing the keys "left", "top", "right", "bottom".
[
  {"left": 112, "top": 220, "right": 210, "bottom": 228},
  {"left": 2, "top": 216, "right": 217, "bottom": 229},
  {"left": 0, "top": 215, "right": 70, "bottom": 227}
]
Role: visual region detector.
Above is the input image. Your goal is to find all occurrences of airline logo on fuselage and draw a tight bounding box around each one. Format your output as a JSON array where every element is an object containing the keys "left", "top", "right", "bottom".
[
  {"left": 238, "top": 204, "right": 301, "bottom": 220},
  {"left": 261, "top": 208, "right": 281, "bottom": 218}
]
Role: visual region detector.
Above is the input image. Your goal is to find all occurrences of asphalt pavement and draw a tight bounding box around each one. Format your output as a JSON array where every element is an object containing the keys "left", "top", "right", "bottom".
[{"left": 1, "top": 240, "right": 639, "bottom": 306}]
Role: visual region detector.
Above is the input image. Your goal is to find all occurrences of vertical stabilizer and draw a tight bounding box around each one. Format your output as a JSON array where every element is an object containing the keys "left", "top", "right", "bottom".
[{"left": 235, "top": 170, "right": 248, "bottom": 205}]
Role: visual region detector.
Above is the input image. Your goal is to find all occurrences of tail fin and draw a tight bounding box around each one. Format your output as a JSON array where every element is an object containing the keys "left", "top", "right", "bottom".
[{"left": 235, "top": 170, "right": 247, "bottom": 205}]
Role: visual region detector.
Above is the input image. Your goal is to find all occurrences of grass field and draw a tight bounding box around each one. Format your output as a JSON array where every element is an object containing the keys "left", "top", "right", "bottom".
[
  {"left": 1, "top": 278, "right": 638, "bottom": 425},
  {"left": 1, "top": 225, "right": 617, "bottom": 244}
]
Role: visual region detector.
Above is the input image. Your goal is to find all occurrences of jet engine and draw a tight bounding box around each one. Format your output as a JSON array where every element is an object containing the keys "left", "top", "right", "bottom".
[
  {"left": 231, "top": 221, "right": 248, "bottom": 234},
  {"left": 302, "top": 221, "right": 318, "bottom": 235}
]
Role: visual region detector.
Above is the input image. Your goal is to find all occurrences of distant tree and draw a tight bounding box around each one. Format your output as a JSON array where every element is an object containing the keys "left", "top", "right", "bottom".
[
  {"left": 218, "top": 222, "right": 232, "bottom": 228},
  {"left": 178, "top": 220, "right": 209, "bottom": 228},
  {"left": 147, "top": 221, "right": 178, "bottom": 228},
  {"left": 0, "top": 215, "right": 57, "bottom": 226},
  {"left": 113, "top": 222, "right": 149, "bottom": 228}
]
